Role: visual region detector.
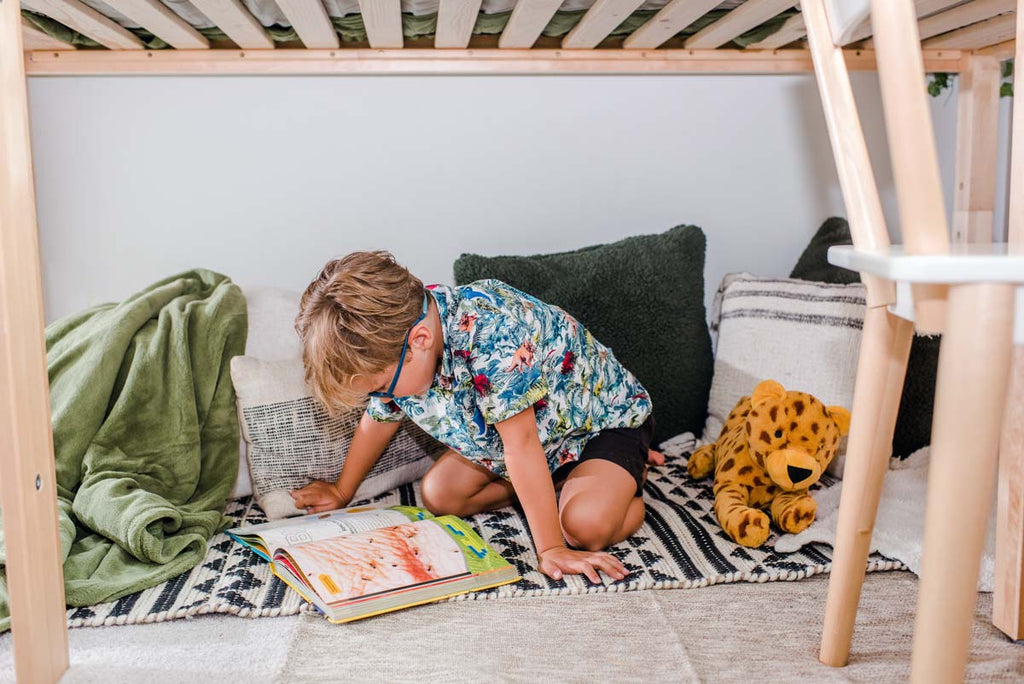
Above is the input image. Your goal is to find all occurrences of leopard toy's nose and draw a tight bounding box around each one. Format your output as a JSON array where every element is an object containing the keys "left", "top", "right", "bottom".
[{"left": 787, "top": 465, "right": 814, "bottom": 485}]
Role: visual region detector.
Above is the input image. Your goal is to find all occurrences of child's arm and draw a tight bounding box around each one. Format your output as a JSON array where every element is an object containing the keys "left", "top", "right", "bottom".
[
  {"left": 291, "top": 410, "right": 402, "bottom": 513},
  {"left": 496, "top": 406, "right": 627, "bottom": 584}
]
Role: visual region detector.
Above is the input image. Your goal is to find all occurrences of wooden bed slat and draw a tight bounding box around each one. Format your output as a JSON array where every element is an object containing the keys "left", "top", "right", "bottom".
[
  {"left": 23, "top": 0, "right": 145, "bottom": 50},
  {"left": 21, "top": 16, "right": 76, "bottom": 51},
  {"left": 684, "top": 0, "right": 799, "bottom": 49},
  {"left": 975, "top": 38, "right": 1017, "bottom": 59},
  {"left": 276, "top": 0, "right": 340, "bottom": 49},
  {"left": 0, "top": 3, "right": 71, "bottom": 683},
  {"left": 435, "top": 0, "right": 484, "bottom": 48},
  {"left": 912, "top": 0, "right": 1015, "bottom": 42},
  {"left": 499, "top": 0, "right": 564, "bottom": 48},
  {"left": 359, "top": 0, "right": 403, "bottom": 49},
  {"left": 865, "top": 0, "right": 1016, "bottom": 47},
  {"left": 563, "top": 0, "right": 648, "bottom": 49},
  {"left": 745, "top": 12, "right": 806, "bottom": 50},
  {"left": 623, "top": 0, "right": 721, "bottom": 50},
  {"left": 923, "top": 11, "right": 1017, "bottom": 49},
  {"left": 188, "top": 0, "right": 274, "bottom": 49},
  {"left": 103, "top": 1, "right": 209, "bottom": 50}
]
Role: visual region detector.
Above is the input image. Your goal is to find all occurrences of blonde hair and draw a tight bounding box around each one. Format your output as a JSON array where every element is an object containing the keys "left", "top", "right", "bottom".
[{"left": 295, "top": 251, "right": 424, "bottom": 411}]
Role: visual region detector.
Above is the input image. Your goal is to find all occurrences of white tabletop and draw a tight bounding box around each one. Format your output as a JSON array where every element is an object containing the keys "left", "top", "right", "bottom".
[{"left": 827, "top": 244, "right": 1024, "bottom": 284}]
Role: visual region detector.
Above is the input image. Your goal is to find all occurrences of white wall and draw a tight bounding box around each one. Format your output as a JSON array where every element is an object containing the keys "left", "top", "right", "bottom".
[{"left": 26, "top": 72, "right": 993, "bottom": 323}]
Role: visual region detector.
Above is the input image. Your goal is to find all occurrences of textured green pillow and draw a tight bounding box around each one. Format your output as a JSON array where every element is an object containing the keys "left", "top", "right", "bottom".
[
  {"left": 454, "top": 225, "right": 713, "bottom": 446},
  {"left": 790, "top": 217, "right": 938, "bottom": 459}
]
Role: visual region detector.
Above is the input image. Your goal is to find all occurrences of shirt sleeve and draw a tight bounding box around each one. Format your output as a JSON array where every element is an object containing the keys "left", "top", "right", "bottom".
[
  {"left": 365, "top": 396, "right": 404, "bottom": 423},
  {"left": 468, "top": 308, "right": 549, "bottom": 425}
]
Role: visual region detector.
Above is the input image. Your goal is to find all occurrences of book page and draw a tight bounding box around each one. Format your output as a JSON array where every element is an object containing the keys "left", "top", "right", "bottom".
[
  {"left": 284, "top": 519, "right": 470, "bottom": 604},
  {"left": 231, "top": 505, "right": 430, "bottom": 555}
]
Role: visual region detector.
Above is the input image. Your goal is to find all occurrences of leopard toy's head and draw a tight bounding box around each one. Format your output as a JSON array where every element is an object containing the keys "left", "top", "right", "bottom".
[{"left": 744, "top": 380, "right": 851, "bottom": 491}]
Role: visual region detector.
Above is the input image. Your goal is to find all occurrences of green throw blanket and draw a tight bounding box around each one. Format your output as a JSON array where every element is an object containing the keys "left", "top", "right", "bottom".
[{"left": 0, "top": 270, "right": 247, "bottom": 633}]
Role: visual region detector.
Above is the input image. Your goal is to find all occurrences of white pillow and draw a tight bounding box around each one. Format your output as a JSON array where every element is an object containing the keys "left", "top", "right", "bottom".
[
  {"left": 228, "top": 286, "right": 305, "bottom": 499},
  {"left": 241, "top": 285, "right": 303, "bottom": 361},
  {"left": 230, "top": 355, "right": 445, "bottom": 519},
  {"left": 704, "top": 273, "right": 866, "bottom": 476}
]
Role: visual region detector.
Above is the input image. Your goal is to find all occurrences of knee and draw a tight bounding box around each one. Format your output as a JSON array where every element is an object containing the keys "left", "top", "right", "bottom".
[
  {"left": 560, "top": 503, "right": 618, "bottom": 552},
  {"left": 420, "top": 469, "right": 468, "bottom": 517}
]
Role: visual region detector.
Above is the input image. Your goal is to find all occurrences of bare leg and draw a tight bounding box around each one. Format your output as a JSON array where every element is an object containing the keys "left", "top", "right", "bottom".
[
  {"left": 558, "top": 459, "right": 645, "bottom": 551},
  {"left": 420, "top": 450, "right": 517, "bottom": 517}
]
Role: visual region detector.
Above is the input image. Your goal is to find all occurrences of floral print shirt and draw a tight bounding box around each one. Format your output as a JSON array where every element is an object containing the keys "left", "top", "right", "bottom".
[{"left": 366, "top": 280, "right": 652, "bottom": 479}]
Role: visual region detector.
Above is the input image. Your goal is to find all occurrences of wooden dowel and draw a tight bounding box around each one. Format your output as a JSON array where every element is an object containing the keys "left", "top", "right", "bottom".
[{"left": 0, "top": 1, "right": 70, "bottom": 682}]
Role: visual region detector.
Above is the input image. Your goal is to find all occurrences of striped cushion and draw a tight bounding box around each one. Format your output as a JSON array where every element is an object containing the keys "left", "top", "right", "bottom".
[
  {"left": 230, "top": 356, "right": 445, "bottom": 519},
  {"left": 704, "top": 274, "right": 866, "bottom": 476}
]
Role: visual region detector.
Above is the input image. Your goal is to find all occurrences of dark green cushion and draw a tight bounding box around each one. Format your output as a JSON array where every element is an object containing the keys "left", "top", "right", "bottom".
[
  {"left": 454, "top": 225, "right": 713, "bottom": 446},
  {"left": 790, "top": 217, "right": 938, "bottom": 459},
  {"left": 791, "top": 217, "right": 862, "bottom": 285}
]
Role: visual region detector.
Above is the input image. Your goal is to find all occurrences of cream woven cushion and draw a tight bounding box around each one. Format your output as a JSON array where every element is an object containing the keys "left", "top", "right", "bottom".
[
  {"left": 704, "top": 273, "right": 866, "bottom": 476},
  {"left": 230, "top": 355, "right": 445, "bottom": 519}
]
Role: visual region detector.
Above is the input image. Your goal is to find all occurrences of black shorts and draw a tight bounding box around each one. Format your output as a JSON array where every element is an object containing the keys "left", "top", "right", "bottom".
[{"left": 551, "top": 415, "right": 655, "bottom": 498}]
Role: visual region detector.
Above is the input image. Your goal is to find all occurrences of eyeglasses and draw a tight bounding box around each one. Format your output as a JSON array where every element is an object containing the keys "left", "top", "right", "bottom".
[{"left": 368, "top": 293, "right": 429, "bottom": 400}]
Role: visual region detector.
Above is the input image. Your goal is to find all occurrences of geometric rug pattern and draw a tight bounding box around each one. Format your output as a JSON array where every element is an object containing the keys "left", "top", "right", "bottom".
[{"left": 66, "top": 444, "right": 904, "bottom": 628}]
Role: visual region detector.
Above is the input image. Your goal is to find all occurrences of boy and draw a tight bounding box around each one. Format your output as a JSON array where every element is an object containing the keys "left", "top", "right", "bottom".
[{"left": 291, "top": 251, "right": 662, "bottom": 583}]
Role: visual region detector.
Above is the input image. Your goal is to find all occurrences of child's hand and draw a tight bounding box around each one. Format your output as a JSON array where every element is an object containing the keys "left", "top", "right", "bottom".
[
  {"left": 538, "top": 546, "right": 628, "bottom": 584},
  {"left": 647, "top": 449, "right": 665, "bottom": 466},
  {"left": 290, "top": 480, "right": 350, "bottom": 513}
]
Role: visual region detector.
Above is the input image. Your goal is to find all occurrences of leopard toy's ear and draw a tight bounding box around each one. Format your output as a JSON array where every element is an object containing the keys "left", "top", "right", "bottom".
[
  {"left": 826, "top": 406, "right": 852, "bottom": 436},
  {"left": 751, "top": 379, "right": 787, "bottom": 407}
]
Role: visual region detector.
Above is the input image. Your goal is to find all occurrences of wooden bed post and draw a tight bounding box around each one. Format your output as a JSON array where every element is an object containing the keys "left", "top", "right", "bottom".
[
  {"left": 803, "top": 0, "right": 915, "bottom": 668},
  {"left": 0, "top": 1, "right": 71, "bottom": 682},
  {"left": 953, "top": 53, "right": 1002, "bottom": 245},
  {"left": 992, "top": 3, "right": 1024, "bottom": 642}
]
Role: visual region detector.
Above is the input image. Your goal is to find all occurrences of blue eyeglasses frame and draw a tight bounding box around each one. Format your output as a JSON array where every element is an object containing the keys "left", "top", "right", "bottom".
[{"left": 368, "top": 293, "right": 429, "bottom": 401}]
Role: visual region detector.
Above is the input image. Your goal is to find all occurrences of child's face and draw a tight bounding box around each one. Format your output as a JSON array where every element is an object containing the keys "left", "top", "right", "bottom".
[{"left": 356, "top": 305, "right": 441, "bottom": 401}]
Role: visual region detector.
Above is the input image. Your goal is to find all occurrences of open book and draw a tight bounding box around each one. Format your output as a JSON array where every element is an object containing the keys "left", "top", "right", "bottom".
[{"left": 227, "top": 504, "right": 519, "bottom": 623}]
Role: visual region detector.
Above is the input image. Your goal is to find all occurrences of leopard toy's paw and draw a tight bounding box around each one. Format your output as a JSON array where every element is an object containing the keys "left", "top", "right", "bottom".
[
  {"left": 726, "top": 507, "right": 771, "bottom": 548},
  {"left": 686, "top": 445, "right": 716, "bottom": 480},
  {"left": 776, "top": 495, "right": 817, "bottom": 535}
]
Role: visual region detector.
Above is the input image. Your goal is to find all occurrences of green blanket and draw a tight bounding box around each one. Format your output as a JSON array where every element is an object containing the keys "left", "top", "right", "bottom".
[{"left": 0, "top": 270, "right": 247, "bottom": 633}]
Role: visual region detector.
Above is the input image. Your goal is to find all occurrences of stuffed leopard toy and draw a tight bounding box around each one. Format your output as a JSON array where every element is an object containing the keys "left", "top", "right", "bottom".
[{"left": 687, "top": 379, "right": 851, "bottom": 548}]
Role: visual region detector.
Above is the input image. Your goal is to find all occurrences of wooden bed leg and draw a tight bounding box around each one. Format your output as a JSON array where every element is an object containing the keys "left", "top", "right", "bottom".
[
  {"left": 911, "top": 283, "right": 1016, "bottom": 683},
  {"left": 819, "top": 305, "right": 914, "bottom": 667},
  {"left": 995, "top": 346, "right": 1024, "bottom": 640},
  {"left": 0, "top": 1, "right": 70, "bottom": 682},
  {"left": 992, "top": 4, "right": 1024, "bottom": 643},
  {"left": 952, "top": 53, "right": 1001, "bottom": 246}
]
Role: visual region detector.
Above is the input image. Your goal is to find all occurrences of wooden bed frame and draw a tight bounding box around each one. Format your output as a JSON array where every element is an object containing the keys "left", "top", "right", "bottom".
[{"left": 1, "top": 1, "right": 1021, "bottom": 682}]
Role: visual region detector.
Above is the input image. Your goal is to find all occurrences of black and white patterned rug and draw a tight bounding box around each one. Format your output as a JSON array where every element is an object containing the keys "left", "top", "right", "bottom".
[{"left": 65, "top": 444, "right": 905, "bottom": 628}]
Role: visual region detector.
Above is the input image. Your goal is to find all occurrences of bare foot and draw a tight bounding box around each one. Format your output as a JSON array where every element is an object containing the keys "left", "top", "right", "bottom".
[{"left": 646, "top": 449, "right": 665, "bottom": 466}]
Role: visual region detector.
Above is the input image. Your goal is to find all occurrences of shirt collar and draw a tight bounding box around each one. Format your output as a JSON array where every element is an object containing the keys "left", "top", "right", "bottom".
[{"left": 426, "top": 284, "right": 456, "bottom": 381}]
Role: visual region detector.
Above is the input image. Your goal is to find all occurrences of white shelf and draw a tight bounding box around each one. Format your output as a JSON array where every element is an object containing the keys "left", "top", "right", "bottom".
[{"left": 827, "top": 244, "right": 1024, "bottom": 284}]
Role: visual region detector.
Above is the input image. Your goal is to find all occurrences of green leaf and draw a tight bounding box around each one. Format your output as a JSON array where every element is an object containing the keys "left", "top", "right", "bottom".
[{"left": 928, "top": 73, "right": 951, "bottom": 97}]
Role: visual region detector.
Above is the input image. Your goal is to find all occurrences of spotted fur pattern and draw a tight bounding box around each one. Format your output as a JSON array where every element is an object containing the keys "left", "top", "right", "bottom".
[{"left": 687, "top": 380, "right": 851, "bottom": 548}]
